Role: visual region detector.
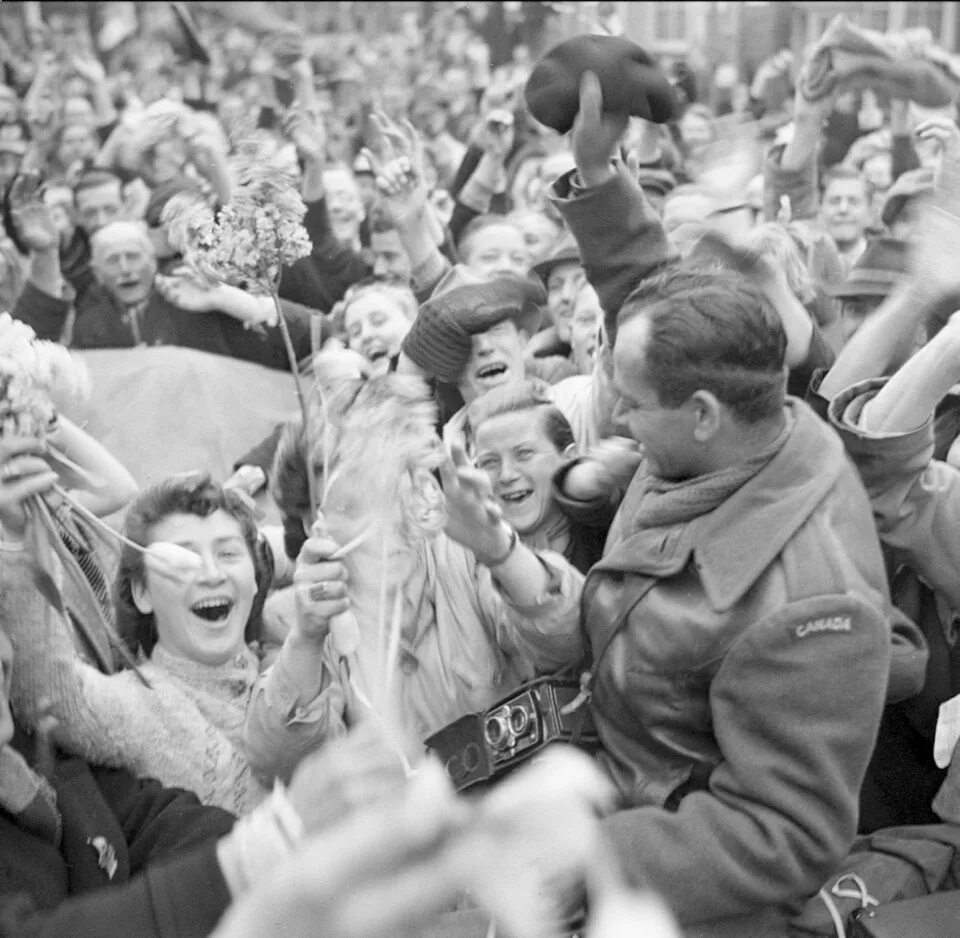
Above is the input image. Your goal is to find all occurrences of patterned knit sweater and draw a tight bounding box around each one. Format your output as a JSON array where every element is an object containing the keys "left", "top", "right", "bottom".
[{"left": 0, "top": 551, "right": 266, "bottom": 815}]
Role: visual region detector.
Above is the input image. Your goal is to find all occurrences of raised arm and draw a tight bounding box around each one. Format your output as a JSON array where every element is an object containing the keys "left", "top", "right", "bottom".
[
  {"left": 549, "top": 72, "right": 677, "bottom": 335},
  {"left": 761, "top": 73, "right": 835, "bottom": 223},
  {"left": 8, "top": 188, "right": 73, "bottom": 341},
  {"left": 46, "top": 416, "right": 138, "bottom": 518},
  {"left": 826, "top": 314, "right": 960, "bottom": 608},
  {"left": 819, "top": 155, "right": 960, "bottom": 402},
  {"left": 439, "top": 442, "right": 584, "bottom": 669},
  {"left": 860, "top": 313, "right": 960, "bottom": 434},
  {"left": 0, "top": 546, "right": 146, "bottom": 772},
  {"left": 244, "top": 531, "right": 350, "bottom": 784},
  {"left": 68, "top": 53, "right": 117, "bottom": 134}
]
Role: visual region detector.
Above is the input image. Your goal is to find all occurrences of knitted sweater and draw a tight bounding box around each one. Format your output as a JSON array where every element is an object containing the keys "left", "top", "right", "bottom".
[{"left": 0, "top": 551, "right": 266, "bottom": 815}]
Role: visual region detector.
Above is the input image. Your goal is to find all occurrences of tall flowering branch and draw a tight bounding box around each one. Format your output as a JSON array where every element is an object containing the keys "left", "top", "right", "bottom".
[{"left": 175, "top": 152, "right": 317, "bottom": 510}]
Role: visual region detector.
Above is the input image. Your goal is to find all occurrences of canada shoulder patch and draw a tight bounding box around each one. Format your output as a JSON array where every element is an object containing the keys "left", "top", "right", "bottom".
[{"left": 793, "top": 615, "right": 853, "bottom": 640}]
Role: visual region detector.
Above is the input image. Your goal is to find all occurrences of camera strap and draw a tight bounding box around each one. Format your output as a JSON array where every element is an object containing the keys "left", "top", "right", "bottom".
[{"left": 560, "top": 572, "right": 659, "bottom": 719}]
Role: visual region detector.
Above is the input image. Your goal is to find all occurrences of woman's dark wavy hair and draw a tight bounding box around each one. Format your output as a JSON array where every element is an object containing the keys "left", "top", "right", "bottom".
[{"left": 113, "top": 473, "right": 271, "bottom": 658}]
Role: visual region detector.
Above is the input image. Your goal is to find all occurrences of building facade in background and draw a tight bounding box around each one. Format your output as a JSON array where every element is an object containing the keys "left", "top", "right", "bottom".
[{"left": 618, "top": 1, "right": 960, "bottom": 86}]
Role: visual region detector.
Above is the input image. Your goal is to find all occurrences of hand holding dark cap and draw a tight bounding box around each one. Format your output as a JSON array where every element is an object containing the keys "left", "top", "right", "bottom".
[
  {"left": 524, "top": 35, "right": 677, "bottom": 135},
  {"left": 525, "top": 36, "right": 677, "bottom": 188}
]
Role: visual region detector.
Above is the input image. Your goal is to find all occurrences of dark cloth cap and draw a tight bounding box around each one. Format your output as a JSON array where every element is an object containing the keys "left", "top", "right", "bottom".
[
  {"left": 532, "top": 232, "right": 581, "bottom": 284},
  {"left": 402, "top": 275, "right": 545, "bottom": 384},
  {"left": 525, "top": 35, "right": 677, "bottom": 134},
  {"left": 826, "top": 237, "right": 909, "bottom": 299}
]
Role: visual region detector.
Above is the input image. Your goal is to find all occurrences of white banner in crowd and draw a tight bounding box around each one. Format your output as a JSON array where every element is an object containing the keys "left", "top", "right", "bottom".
[{"left": 63, "top": 346, "right": 299, "bottom": 492}]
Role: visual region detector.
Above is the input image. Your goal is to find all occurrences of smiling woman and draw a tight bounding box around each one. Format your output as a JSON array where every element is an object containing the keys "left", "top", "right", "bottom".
[
  {"left": 1, "top": 473, "right": 275, "bottom": 814},
  {"left": 467, "top": 379, "right": 610, "bottom": 574},
  {"left": 341, "top": 281, "right": 419, "bottom": 376}
]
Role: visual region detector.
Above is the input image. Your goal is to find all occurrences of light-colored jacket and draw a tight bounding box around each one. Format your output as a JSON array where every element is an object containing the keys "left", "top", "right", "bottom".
[{"left": 243, "top": 532, "right": 584, "bottom": 781}]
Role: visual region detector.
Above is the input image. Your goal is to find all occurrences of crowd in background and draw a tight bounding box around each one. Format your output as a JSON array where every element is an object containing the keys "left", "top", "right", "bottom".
[{"left": 3, "top": 2, "right": 960, "bottom": 937}]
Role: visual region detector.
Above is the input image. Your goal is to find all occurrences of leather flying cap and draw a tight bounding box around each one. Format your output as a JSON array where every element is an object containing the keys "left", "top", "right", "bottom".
[
  {"left": 525, "top": 35, "right": 677, "bottom": 134},
  {"left": 402, "top": 275, "right": 545, "bottom": 384}
]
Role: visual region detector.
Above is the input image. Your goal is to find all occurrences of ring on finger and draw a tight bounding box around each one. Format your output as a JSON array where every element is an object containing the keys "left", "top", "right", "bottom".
[{"left": 309, "top": 582, "right": 329, "bottom": 601}]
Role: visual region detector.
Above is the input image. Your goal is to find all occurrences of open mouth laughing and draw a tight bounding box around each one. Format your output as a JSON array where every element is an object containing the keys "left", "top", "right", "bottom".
[
  {"left": 499, "top": 488, "right": 533, "bottom": 507},
  {"left": 365, "top": 343, "right": 390, "bottom": 364},
  {"left": 190, "top": 596, "right": 235, "bottom": 622},
  {"left": 475, "top": 361, "right": 510, "bottom": 383}
]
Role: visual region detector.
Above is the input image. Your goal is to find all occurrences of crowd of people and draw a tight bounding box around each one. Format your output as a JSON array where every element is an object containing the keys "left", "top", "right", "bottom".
[{"left": 3, "top": 2, "right": 960, "bottom": 937}]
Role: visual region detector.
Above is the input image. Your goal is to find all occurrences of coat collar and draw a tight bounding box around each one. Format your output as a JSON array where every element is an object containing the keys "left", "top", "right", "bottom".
[{"left": 597, "top": 399, "right": 847, "bottom": 610}]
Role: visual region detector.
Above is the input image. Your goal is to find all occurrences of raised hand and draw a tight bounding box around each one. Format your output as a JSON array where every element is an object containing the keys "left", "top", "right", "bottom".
[
  {"left": 916, "top": 115, "right": 960, "bottom": 176},
  {"left": 910, "top": 200, "right": 960, "bottom": 301},
  {"left": 211, "top": 759, "right": 464, "bottom": 938},
  {"left": 287, "top": 721, "right": 408, "bottom": 834},
  {"left": 584, "top": 436, "right": 644, "bottom": 490},
  {"left": 8, "top": 175, "right": 59, "bottom": 253},
  {"left": 155, "top": 272, "right": 226, "bottom": 313},
  {"left": 291, "top": 527, "right": 350, "bottom": 646},
  {"left": 370, "top": 110, "right": 428, "bottom": 186},
  {"left": 362, "top": 147, "right": 428, "bottom": 228},
  {"left": 476, "top": 108, "right": 515, "bottom": 161},
  {"left": 570, "top": 70, "right": 629, "bottom": 188},
  {"left": 439, "top": 441, "right": 513, "bottom": 567},
  {"left": 0, "top": 438, "right": 58, "bottom": 538}
]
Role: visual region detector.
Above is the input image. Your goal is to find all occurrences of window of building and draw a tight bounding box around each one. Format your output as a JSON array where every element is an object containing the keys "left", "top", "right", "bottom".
[
  {"left": 654, "top": 1, "right": 687, "bottom": 41},
  {"left": 904, "top": 1, "right": 944, "bottom": 38},
  {"left": 860, "top": 3, "right": 890, "bottom": 32}
]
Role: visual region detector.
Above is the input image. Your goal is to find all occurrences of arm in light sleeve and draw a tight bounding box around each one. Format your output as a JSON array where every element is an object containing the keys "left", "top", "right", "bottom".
[
  {"left": 830, "top": 377, "right": 960, "bottom": 611},
  {"left": 243, "top": 632, "right": 348, "bottom": 785}
]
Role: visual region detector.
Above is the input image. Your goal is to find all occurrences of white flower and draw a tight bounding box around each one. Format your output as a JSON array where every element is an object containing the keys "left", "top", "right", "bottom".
[
  {"left": 0, "top": 314, "right": 89, "bottom": 438},
  {"left": 144, "top": 541, "right": 203, "bottom": 583}
]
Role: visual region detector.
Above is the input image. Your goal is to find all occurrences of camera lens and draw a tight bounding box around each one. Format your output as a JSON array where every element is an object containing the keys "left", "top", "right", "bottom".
[
  {"left": 484, "top": 714, "right": 510, "bottom": 750},
  {"left": 508, "top": 706, "right": 528, "bottom": 735}
]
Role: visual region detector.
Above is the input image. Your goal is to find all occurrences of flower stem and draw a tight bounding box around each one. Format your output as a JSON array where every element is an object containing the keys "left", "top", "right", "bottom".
[
  {"left": 270, "top": 286, "right": 318, "bottom": 516},
  {"left": 50, "top": 484, "right": 150, "bottom": 556}
]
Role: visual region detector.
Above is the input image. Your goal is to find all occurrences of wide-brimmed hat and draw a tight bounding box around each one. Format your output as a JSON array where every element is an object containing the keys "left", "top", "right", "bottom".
[
  {"left": 525, "top": 35, "right": 677, "bottom": 134},
  {"left": 826, "top": 237, "right": 909, "bottom": 299}
]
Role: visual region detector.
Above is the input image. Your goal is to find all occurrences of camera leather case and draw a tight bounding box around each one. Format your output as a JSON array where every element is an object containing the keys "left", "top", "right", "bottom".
[{"left": 426, "top": 676, "right": 601, "bottom": 792}]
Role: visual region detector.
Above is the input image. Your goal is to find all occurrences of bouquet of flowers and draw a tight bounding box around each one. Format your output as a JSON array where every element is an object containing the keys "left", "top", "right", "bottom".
[
  {"left": 176, "top": 147, "right": 317, "bottom": 505},
  {"left": 183, "top": 164, "right": 313, "bottom": 292},
  {"left": 0, "top": 313, "right": 124, "bottom": 671},
  {"left": 0, "top": 315, "right": 174, "bottom": 682},
  {"left": 0, "top": 312, "right": 90, "bottom": 439}
]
